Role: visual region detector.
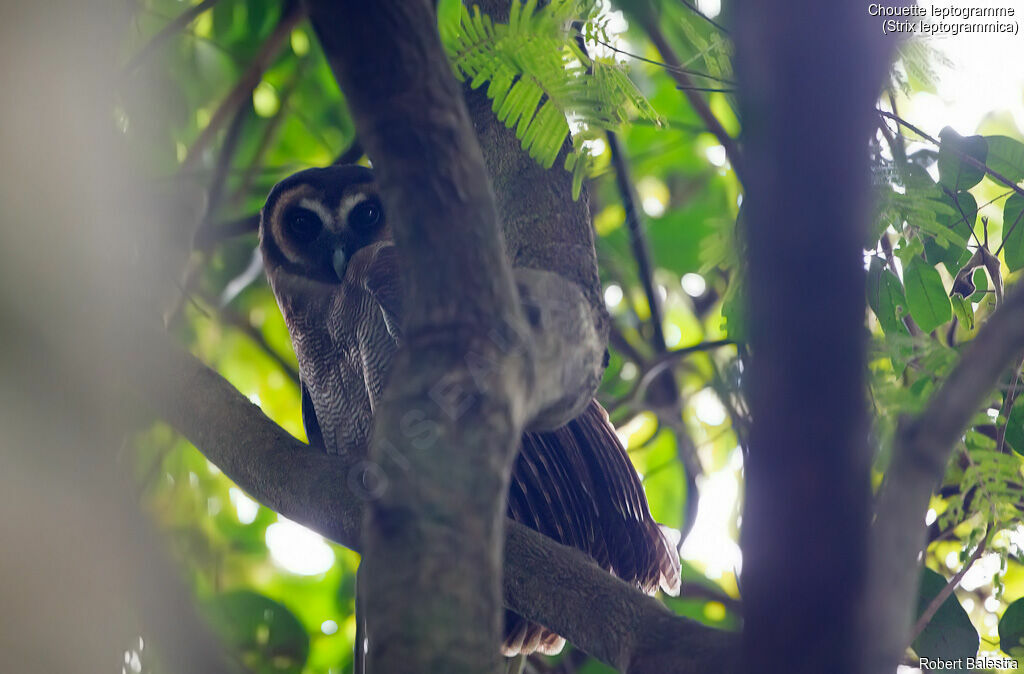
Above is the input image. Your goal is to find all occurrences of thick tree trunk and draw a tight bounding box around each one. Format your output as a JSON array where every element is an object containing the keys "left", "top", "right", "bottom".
[
  {"left": 733, "top": 1, "right": 892, "bottom": 672},
  {"left": 304, "top": 1, "right": 607, "bottom": 671}
]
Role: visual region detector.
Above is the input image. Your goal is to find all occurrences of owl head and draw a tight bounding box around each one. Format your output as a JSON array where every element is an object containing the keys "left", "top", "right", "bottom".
[{"left": 259, "top": 165, "right": 391, "bottom": 293}]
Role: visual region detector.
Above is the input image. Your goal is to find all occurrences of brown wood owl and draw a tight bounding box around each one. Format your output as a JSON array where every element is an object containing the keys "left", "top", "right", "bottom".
[{"left": 260, "top": 165, "right": 680, "bottom": 656}]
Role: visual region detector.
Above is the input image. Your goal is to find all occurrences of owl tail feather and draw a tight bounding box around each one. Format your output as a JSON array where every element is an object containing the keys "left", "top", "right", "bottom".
[{"left": 502, "top": 399, "right": 682, "bottom": 656}]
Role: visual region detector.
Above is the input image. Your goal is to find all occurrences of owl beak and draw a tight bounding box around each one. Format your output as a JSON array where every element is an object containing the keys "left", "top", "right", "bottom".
[{"left": 332, "top": 247, "right": 348, "bottom": 282}]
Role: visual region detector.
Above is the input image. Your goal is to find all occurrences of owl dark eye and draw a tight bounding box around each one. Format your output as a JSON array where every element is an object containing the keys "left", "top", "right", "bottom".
[
  {"left": 283, "top": 206, "right": 322, "bottom": 244},
  {"left": 348, "top": 200, "right": 383, "bottom": 230}
]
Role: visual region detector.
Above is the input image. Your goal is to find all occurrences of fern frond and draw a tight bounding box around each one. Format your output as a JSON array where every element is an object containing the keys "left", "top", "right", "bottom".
[{"left": 439, "top": 0, "right": 658, "bottom": 195}]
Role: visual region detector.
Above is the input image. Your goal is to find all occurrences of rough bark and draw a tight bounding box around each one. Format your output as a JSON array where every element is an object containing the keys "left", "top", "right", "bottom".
[
  {"left": 733, "top": 1, "right": 894, "bottom": 673},
  {"left": 303, "top": 1, "right": 607, "bottom": 671},
  {"left": 143, "top": 338, "right": 738, "bottom": 673},
  {"left": 308, "top": 2, "right": 524, "bottom": 670},
  {"left": 463, "top": 0, "right": 609, "bottom": 430}
]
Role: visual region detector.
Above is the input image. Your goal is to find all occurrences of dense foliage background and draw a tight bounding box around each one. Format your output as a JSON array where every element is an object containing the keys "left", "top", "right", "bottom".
[{"left": 115, "top": 0, "right": 1024, "bottom": 671}]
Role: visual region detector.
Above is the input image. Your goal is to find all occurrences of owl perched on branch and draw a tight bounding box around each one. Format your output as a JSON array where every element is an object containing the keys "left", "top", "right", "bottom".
[{"left": 260, "top": 165, "right": 680, "bottom": 656}]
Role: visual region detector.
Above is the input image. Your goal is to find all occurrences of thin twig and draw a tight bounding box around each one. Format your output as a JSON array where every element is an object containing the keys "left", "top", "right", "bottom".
[
  {"left": 201, "top": 99, "right": 249, "bottom": 229},
  {"left": 607, "top": 320, "right": 648, "bottom": 366},
  {"left": 676, "top": 0, "right": 730, "bottom": 35},
  {"left": 193, "top": 138, "right": 364, "bottom": 249},
  {"left": 676, "top": 86, "right": 735, "bottom": 93},
  {"left": 995, "top": 357, "right": 1024, "bottom": 454},
  {"left": 123, "top": 0, "right": 224, "bottom": 75},
  {"left": 587, "top": 36, "right": 735, "bottom": 85},
  {"left": 608, "top": 132, "right": 668, "bottom": 354},
  {"left": 236, "top": 57, "right": 311, "bottom": 202},
  {"left": 217, "top": 303, "right": 301, "bottom": 386},
  {"left": 908, "top": 535, "right": 987, "bottom": 643},
  {"left": 878, "top": 110, "right": 1024, "bottom": 201},
  {"left": 886, "top": 91, "right": 909, "bottom": 165},
  {"left": 942, "top": 186, "right": 983, "bottom": 249},
  {"left": 607, "top": 124, "right": 704, "bottom": 540},
  {"left": 994, "top": 202, "right": 1024, "bottom": 257},
  {"left": 643, "top": 19, "right": 745, "bottom": 184},
  {"left": 605, "top": 339, "right": 737, "bottom": 415},
  {"left": 182, "top": 2, "right": 305, "bottom": 172}
]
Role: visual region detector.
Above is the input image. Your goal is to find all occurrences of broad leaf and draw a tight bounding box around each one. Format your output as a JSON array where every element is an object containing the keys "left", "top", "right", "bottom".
[
  {"left": 867, "top": 258, "right": 909, "bottom": 336},
  {"left": 970, "top": 268, "right": 988, "bottom": 302},
  {"left": 205, "top": 590, "right": 310, "bottom": 674},
  {"left": 913, "top": 567, "right": 980, "bottom": 663},
  {"left": 1005, "top": 396, "right": 1024, "bottom": 457},
  {"left": 938, "top": 128, "right": 987, "bottom": 192},
  {"left": 904, "top": 258, "right": 951, "bottom": 332},
  {"left": 1002, "top": 193, "right": 1024, "bottom": 272},
  {"left": 986, "top": 136, "right": 1024, "bottom": 183},
  {"left": 951, "top": 295, "right": 974, "bottom": 331},
  {"left": 999, "top": 597, "right": 1024, "bottom": 660}
]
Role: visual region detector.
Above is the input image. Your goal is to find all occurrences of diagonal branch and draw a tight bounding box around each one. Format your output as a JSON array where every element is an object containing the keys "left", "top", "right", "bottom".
[
  {"left": 123, "top": 0, "right": 224, "bottom": 76},
  {"left": 139, "top": 336, "right": 737, "bottom": 673},
  {"left": 878, "top": 110, "right": 1024, "bottom": 202},
  {"left": 639, "top": 18, "right": 745, "bottom": 185},
  {"left": 863, "top": 283, "right": 1024, "bottom": 673},
  {"left": 676, "top": 0, "right": 730, "bottom": 35},
  {"left": 181, "top": 2, "right": 304, "bottom": 172},
  {"left": 607, "top": 128, "right": 704, "bottom": 541},
  {"left": 908, "top": 533, "right": 986, "bottom": 643}
]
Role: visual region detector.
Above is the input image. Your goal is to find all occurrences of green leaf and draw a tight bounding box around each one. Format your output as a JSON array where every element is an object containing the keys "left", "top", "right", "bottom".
[
  {"left": 969, "top": 268, "right": 989, "bottom": 303},
  {"left": 896, "top": 236, "right": 925, "bottom": 265},
  {"left": 999, "top": 597, "right": 1024, "bottom": 660},
  {"left": 436, "top": 0, "right": 462, "bottom": 39},
  {"left": 205, "top": 590, "right": 309, "bottom": 674},
  {"left": 985, "top": 136, "right": 1024, "bottom": 183},
  {"left": 440, "top": 0, "right": 651, "bottom": 183},
  {"left": 1005, "top": 396, "right": 1024, "bottom": 457},
  {"left": 1002, "top": 194, "right": 1024, "bottom": 272},
  {"left": 951, "top": 295, "right": 974, "bottom": 331},
  {"left": 912, "top": 567, "right": 980, "bottom": 662},
  {"left": 867, "top": 258, "right": 909, "bottom": 336},
  {"left": 904, "top": 258, "right": 951, "bottom": 332},
  {"left": 935, "top": 189, "right": 977, "bottom": 258},
  {"left": 938, "top": 127, "right": 988, "bottom": 192}
]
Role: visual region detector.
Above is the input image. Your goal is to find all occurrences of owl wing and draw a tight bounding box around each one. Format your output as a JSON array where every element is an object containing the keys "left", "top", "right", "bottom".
[
  {"left": 354, "top": 243, "right": 681, "bottom": 656},
  {"left": 300, "top": 379, "right": 325, "bottom": 449},
  {"left": 362, "top": 243, "right": 403, "bottom": 342},
  {"left": 502, "top": 400, "right": 682, "bottom": 656}
]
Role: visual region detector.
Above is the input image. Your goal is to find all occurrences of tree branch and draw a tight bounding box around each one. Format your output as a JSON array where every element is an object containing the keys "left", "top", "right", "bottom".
[
  {"left": 123, "top": 0, "right": 224, "bottom": 76},
  {"left": 140, "top": 338, "right": 737, "bottom": 673},
  {"left": 192, "top": 140, "right": 364, "bottom": 250},
  {"left": 676, "top": 0, "right": 730, "bottom": 35},
  {"left": 637, "top": 15, "right": 745, "bottom": 185},
  {"left": 908, "top": 533, "right": 986, "bottom": 643},
  {"left": 878, "top": 110, "right": 1024, "bottom": 202},
  {"left": 181, "top": 2, "right": 303, "bottom": 172},
  {"left": 304, "top": 0, "right": 594, "bottom": 670},
  {"left": 864, "top": 284, "right": 1024, "bottom": 673}
]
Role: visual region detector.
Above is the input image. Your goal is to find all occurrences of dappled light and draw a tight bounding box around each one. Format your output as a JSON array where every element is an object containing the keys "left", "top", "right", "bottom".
[{"left": 3, "top": 0, "right": 1024, "bottom": 673}]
